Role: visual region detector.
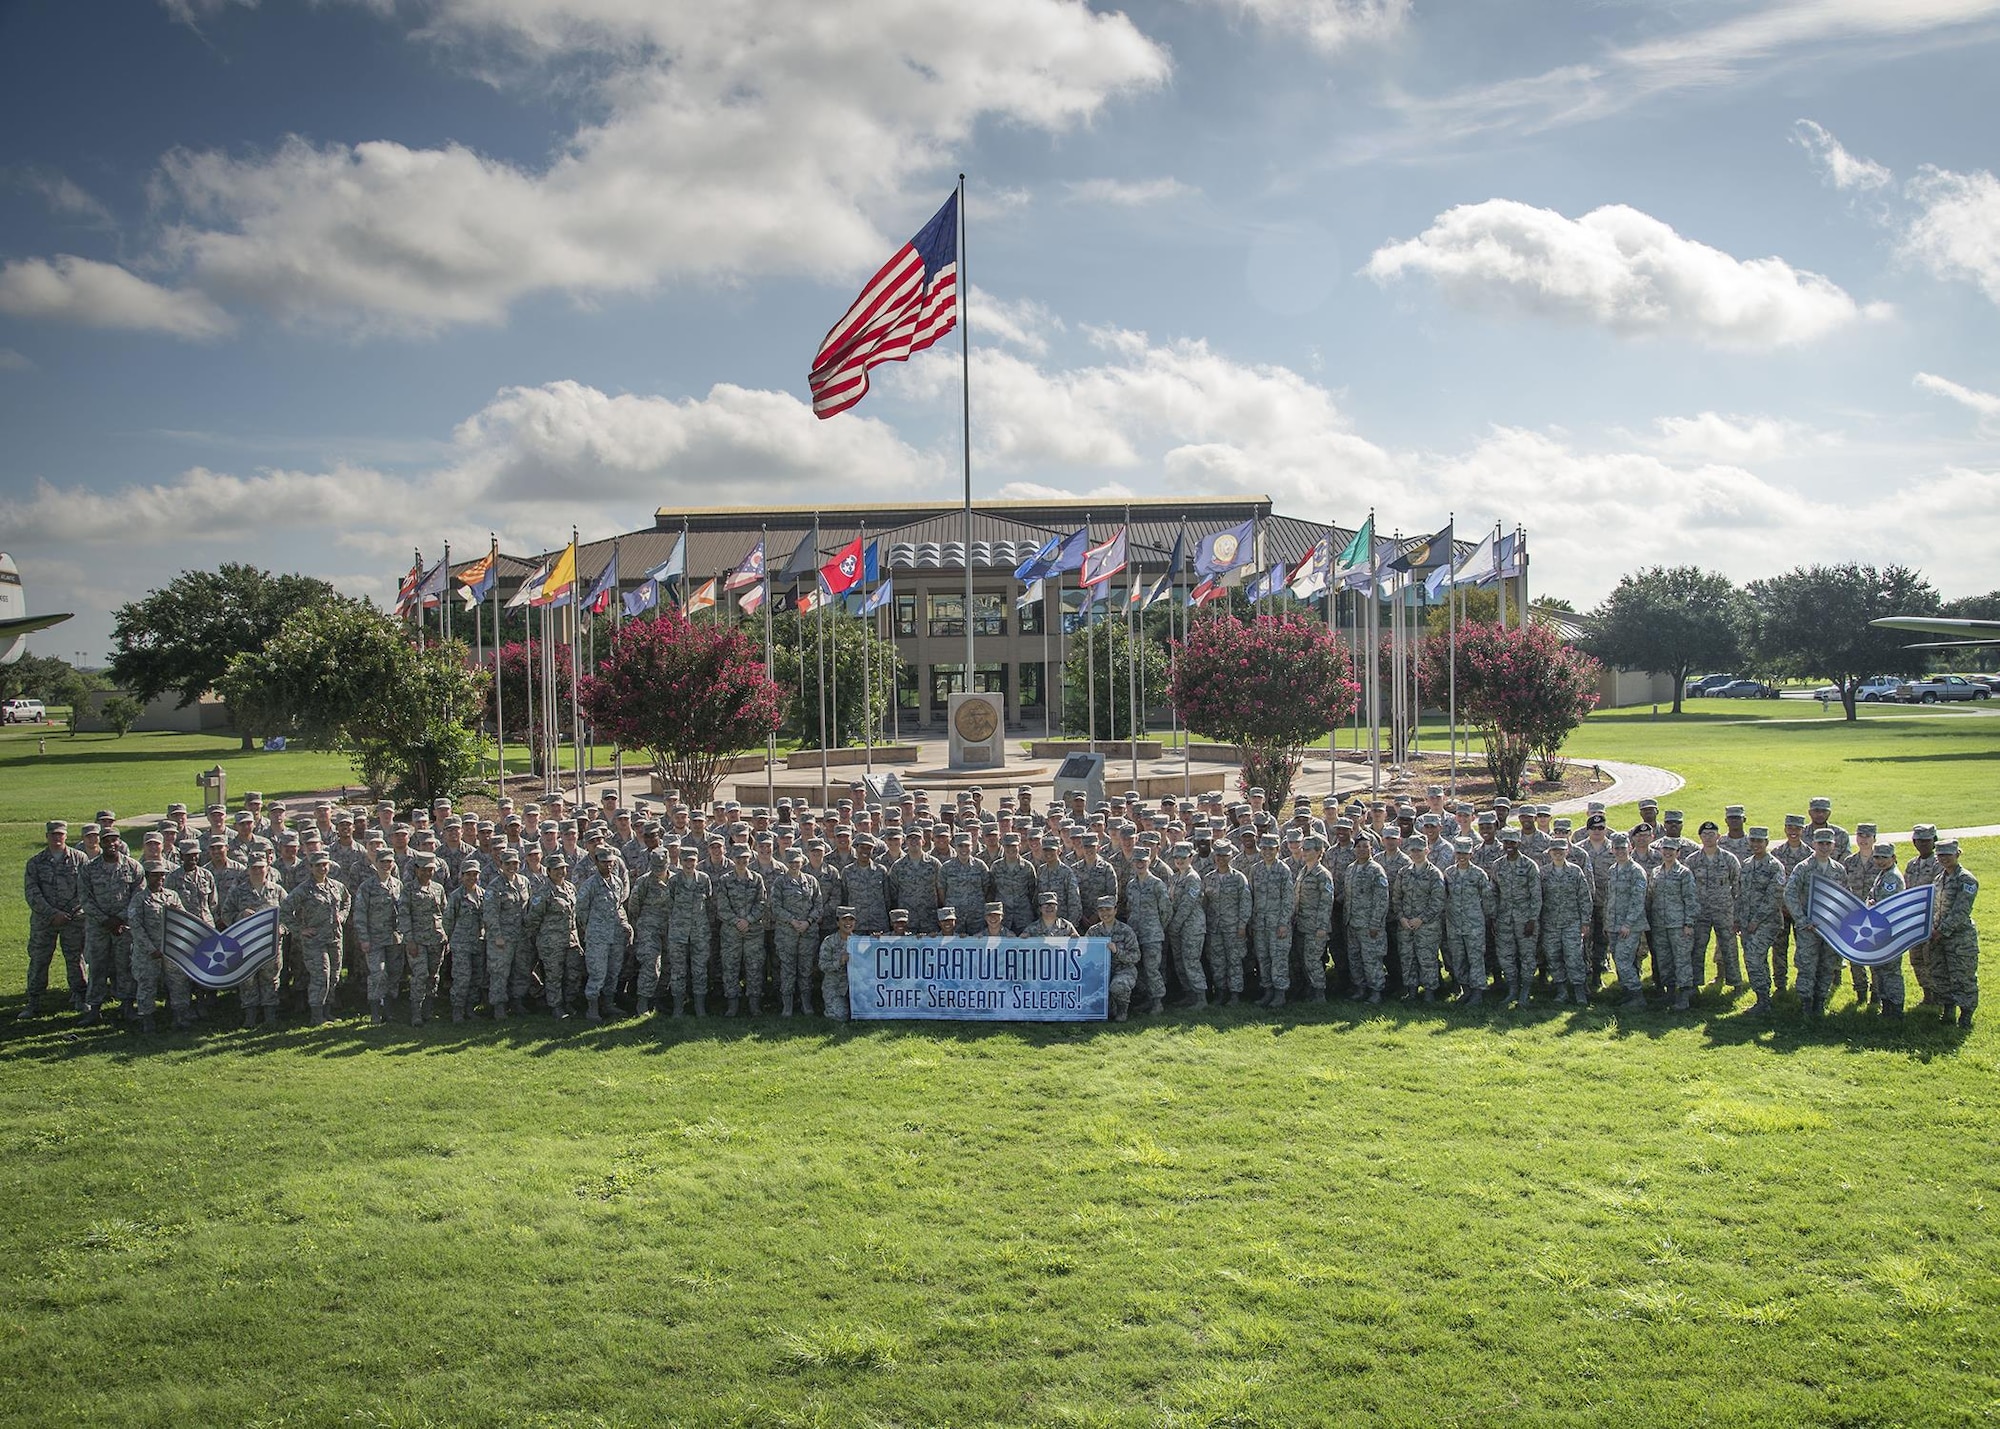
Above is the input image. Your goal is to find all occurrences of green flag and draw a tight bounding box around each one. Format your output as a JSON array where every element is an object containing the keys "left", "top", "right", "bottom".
[{"left": 1336, "top": 516, "right": 1373, "bottom": 569}]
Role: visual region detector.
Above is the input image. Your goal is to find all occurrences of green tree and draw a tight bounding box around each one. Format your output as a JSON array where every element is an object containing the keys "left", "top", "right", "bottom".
[
  {"left": 108, "top": 564, "right": 336, "bottom": 749},
  {"left": 1739, "top": 563, "right": 1938, "bottom": 722},
  {"left": 1419, "top": 621, "right": 1601, "bottom": 801},
  {"left": 1063, "top": 615, "right": 1169, "bottom": 742},
  {"left": 761, "top": 611, "right": 899, "bottom": 748},
  {"left": 218, "top": 601, "right": 487, "bottom": 803},
  {"left": 99, "top": 694, "right": 143, "bottom": 738},
  {"left": 1584, "top": 566, "right": 1741, "bottom": 713}
]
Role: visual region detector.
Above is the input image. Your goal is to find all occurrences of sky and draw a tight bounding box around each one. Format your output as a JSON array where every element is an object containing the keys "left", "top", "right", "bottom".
[{"left": 3, "top": 0, "right": 1999, "bottom": 662}]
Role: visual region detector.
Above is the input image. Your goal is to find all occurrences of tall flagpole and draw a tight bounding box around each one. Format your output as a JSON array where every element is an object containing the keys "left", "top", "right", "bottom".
[
  {"left": 1085, "top": 512, "right": 1096, "bottom": 753},
  {"left": 957, "top": 173, "right": 976, "bottom": 706},
  {"left": 569, "top": 529, "right": 583, "bottom": 805},
  {"left": 610, "top": 537, "right": 623, "bottom": 807},
  {"left": 1366, "top": 510, "right": 1380, "bottom": 796},
  {"left": 490, "top": 535, "right": 504, "bottom": 800},
  {"left": 762, "top": 526, "right": 776, "bottom": 809},
  {"left": 860, "top": 521, "right": 873, "bottom": 780},
  {"left": 442, "top": 540, "right": 452, "bottom": 644},
  {"left": 1447, "top": 514, "right": 1458, "bottom": 795},
  {"left": 814, "top": 516, "right": 830, "bottom": 808},
  {"left": 1128, "top": 500, "right": 1144, "bottom": 788},
  {"left": 1177, "top": 517, "right": 1189, "bottom": 799}
]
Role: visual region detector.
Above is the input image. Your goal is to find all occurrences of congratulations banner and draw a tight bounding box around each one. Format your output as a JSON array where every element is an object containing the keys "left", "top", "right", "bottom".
[{"left": 848, "top": 935, "right": 1110, "bottom": 1021}]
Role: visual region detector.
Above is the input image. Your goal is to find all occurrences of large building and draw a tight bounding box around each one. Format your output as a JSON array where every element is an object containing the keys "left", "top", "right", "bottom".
[{"left": 454, "top": 496, "right": 1535, "bottom": 730}]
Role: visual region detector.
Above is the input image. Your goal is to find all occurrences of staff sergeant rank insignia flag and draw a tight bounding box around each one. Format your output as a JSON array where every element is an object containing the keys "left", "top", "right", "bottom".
[
  {"left": 810, "top": 192, "right": 959, "bottom": 419},
  {"left": 162, "top": 905, "right": 282, "bottom": 990},
  {"left": 1807, "top": 879, "right": 1936, "bottom": 966}
]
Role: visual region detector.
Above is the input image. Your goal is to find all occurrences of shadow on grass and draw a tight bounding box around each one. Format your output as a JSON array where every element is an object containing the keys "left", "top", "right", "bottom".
[
  {"left": 1846, "top": 750, "right": 2000, "bottom": 765},
  {"left": 1, "top": 986, "right": 1970, "bottom": 1067}
]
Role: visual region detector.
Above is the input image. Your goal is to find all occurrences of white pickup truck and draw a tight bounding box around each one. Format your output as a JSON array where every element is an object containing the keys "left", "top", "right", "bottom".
[{"left": 1894, "top": 675, "right": 1990, "bottom": 703}]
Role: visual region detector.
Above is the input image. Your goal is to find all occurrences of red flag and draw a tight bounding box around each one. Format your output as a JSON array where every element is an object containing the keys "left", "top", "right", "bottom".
[
  {"left": 809, "top": 192, "right": 959, "bottom": 419},
  {"left": 819, "top": 537, "right": 865, "bottom": 596}
]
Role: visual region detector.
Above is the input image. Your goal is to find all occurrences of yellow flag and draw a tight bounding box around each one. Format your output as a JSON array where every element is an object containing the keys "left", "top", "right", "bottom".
[{"left": 540, "top": 541, "right": 577, "bottom": 602}]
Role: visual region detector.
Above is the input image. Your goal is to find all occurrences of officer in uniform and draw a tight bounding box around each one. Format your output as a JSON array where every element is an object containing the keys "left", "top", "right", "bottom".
[
  {"left": 22, "top": 819, "right": 88, "bottom": 1019},
  {"left": 1932, "top": 841, "right": 1980, "bottom": 1029}
]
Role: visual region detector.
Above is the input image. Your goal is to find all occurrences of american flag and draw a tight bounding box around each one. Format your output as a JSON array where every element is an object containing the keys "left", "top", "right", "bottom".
[{"left": 810, "top": 192, "right": 959, "bottom": 419}]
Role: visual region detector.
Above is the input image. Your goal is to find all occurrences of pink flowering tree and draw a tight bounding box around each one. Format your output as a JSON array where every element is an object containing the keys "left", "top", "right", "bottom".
[
  {"left": 580, "top": 613, "right": 783, "bottom": 805},
  {"left": 1170, "top": 611, "right": 1359, "bottom": 808},
  {"left": 1420, "top": 620, "right": 1600, "bottom": 798}
]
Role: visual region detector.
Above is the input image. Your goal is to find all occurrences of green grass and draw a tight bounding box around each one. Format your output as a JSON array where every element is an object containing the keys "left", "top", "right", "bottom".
[{"left": 3, "top": 725, "right": 1998, "bottom": 1427}]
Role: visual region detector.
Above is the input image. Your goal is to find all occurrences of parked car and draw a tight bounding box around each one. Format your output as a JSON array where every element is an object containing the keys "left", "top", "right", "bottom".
[
  {"left": 1854, "top": 676, "right": 1907, "bottom": 702},
  {"left": 1682, "top": 673, "right": 1739, "bottom": 698},
  {"left": 1962, "top": 673, "right": 2000, "bottom": 694},
  {"left": 1895, "top": 674, "right": 1990, "bottom": 703},
  {"left": 2, "top": 697, "right": 48, "bottom": 723},
  {"left": 1712, "top": 679, "right": 1781, "bottom": 699}
]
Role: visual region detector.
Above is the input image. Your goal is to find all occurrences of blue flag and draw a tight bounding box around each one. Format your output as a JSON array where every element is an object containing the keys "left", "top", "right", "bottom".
[
  {"left": 623, "top": 579, "right": 659, "bottom": 617},
  {"left": 1195, "top": 520, "right": 1254, "bottom": 578},
  {"left": 646, "top": 538, "right": 684, "bottom": 584},
  {"left": 1143, "top": 532, "right": 1186, "bottom": 609},
  {"left": 860, "top": 577, "right": 894, "bottom": 616},
  {"left": 163, "top": 905, "right": 281, "bottom": 990},
  {"left": 1808, "top": 879, "right": 1935, "bottom": 966}
]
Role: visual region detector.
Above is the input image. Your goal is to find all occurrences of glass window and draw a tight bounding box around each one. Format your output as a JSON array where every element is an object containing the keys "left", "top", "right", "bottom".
[
  {"left": 974, "top": 662, "right": 1006, "bottom": 695},
  {"left": 895, "top": 594, "right": 916, "bottom": 639},
  {"left": 897, "top": 664, "right": 920, "bottom": 710},
  {"left": 927, "top": 594, "right": 964, "bottom": 639},
  {"left": 971, "top": 593, "right": 1005, "bottom": 637},
  {"left": 1018, "top": 595, "right": 1044, "bottom": 636},
  {"left": 1019, "top": 663, "right": 1045, "bottom": 708},
  {"left": 930, "top": 663, "right": 964, "bottom": 707}
]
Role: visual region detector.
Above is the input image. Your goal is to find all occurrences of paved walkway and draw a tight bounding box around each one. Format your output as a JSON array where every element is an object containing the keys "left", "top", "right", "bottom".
[{"left": 1545, "top": 758, "right": 1683, "bottom": 815}]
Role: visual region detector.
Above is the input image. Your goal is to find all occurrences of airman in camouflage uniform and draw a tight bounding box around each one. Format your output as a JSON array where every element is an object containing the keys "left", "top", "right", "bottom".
[
  {"left": 485, "top": 848, "right": 534, "bottom": 1017},
  {"left": 529, "top": 856, "right": 582, "bottom": 1018},
  {"left": 1733, "top": 828, "right": 1786, "bottom": 1013},
  {"left": 991, "top": 837, "right": 1040, "bottom": 933},
  {"left": 891, "top": 838, "right": 943, "bottom": 933},
  {"left": 1770, "top": 815, "right": 1813, "bottom": 992},
  {"left": 81, "top": 836, "right": 141, "bottom": 1023},
  {"left": 1442, "top": 840, "right": 1493, "bottom": 1001},
  {"left": 1094, "top": 897, "right": 1142, "bottom": 1022},
  {"left": 221, "top": 854, "right": 285, "bottom": 1027},
  {"left": 1686, "top": 822, "right": 1742, "bottom": 989},
  {"left": 1073, "top": 838, "right": 1119, "bottom": 933},
  {"left": 1904, "top": 826, "right": 1942, "bottom": 1007},
  {"left": 1292, "top": 836, "right": 1336, "bottom": 1002},
  {"left": 664, "top": 847, "right": 714, "bottom": 1016},
  {"left": 1840, "top": 823, "right": 1884, "bottom": 1007},
  {"left": 1395, "top": 835, "right": 1445, "bottom": 1000},
  {"left": 1378, "top": 831, "right": 1413, "bottom": 996},
  {"left": 1863, "top": 844, "right": 1907, "bottom": 1018},
  {"left": 1783, "top": 830, "right": 1846, "bottom": 1017},
  {"left": 819, "top": 908, "right": 856, "bottom": 1021},
  {"left": 123, "top": 860, "right": 185, "bottom": 1034},
  {"left": 442, "top": 864, "right": 486, "bottom": 1022},
  {"left": 1165, "top": 844, "right": 1207, "bottom": 1007},
  {"left": 770, "top": 850, "right": 824, "bottom": 1017},
  {"left": 626, "top": 858, "right": 673, "bottom": 1015},
  {"left": 396, "top": 854, "right": 449, "bottom": 1026},
  {"left": 1248, "top": 836, "right": 1295, "bottom": 1008},
  {"left": 1202, "top": 845, "right": 1252, "bottom": 1003},
  {"left": 283, "top": 852, "right": 349, "bottom": 1025},
  {"left": 1490, "top": 830, "right": 1543, "bottom": 1008},
  {"left": 1537, "top": 840, "right": 1592, "bottom": 1002},
  {"left": 715, "top": 846, "right": 769, "bottom": 1015},
  {"left": 22, "top": 820, "right": 88, "bottom": 1019},
  {"left": 575, "top": 849, "right": 630, "bottom": 1022},
  {"left": 938, "top": 841, "right": 991, "bottom": 931},
  {"left": 1603, "top": 834, "right": 1652, "bottom": 1008},
  {"left": 352, "top": 851, "right": 405, "bottom": 1026},
  {"left": 1032, "top": 892, "right": 1079, "bottom": 937},
  {"left": 1036, "top": 838, "right": 1081, "bottom": 929},
  {"left": 843, "top": 842, "right": 891, "bottom": 937},
  {"left": 1122, "top": 849, "right": 1169, "bottom": 1014},
  {"left": 1343, "top": 839, "right": 1390, "bottom": 1004},
  {"left": 1648, "top": 839, "right": 1699, "bottom": 1011},
  {"left": 1931, "top": 841, "right": 1979, "bottom": 1029}
]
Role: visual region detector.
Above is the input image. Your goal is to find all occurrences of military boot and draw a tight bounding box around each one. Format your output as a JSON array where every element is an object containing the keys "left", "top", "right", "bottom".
[
  {"left": 724, "top": 996, "right": 740, "bottom": 1017},
  {"left": 1367, "top": 988, "right": 1383, "bottom": 1004},
  {"left": 451, "top": 1006, "right": 466, "bottom": 1024},
  {"left": 1939, "top": 1002, "right": 1957, "bottom": 1025},
  {"left": 1623, "top": 990, "right": 1647, "bottom": 1010},
  {"left": 747, "top": 992, "right": 763, "bottom": 1015},
  {"left": 371, "top": 998, "right": 388, "bottom": 1026},
  {"left": 1672, "top": 989, "right": 1691, "bottom": 1013},
  {"left": 1223, "top": 991, "right": 1239, "bottom": 1006},
  {"left": 1467, "top": 987, "right": 1484, "bottom": 1007},
  {"left": 78, "top": 1004, "right": 101, "bottom": 1027},
  {"left": 1959, "top": 1007, "right": 1974, "bottom": 1030},
  {"left": 581, "top": 993, "right": 599, "bottom": 1022},
  {"left": 1881, "top": 1001, "right": 1903, "bottom": 1019},
  {"left": 1553, "top": 984, "right": 1570, "bottom": 1004},
  {"left": 1751, "top": 991, "right": 1771, "bottom": 1015},
  {"left": 779, "top": 994, "right": 795, "bottom": 1018},
  {"left": 16, "top": 997, "right": 39, "bottom": 1021},
  {"left": 137, "top": 1012, "right": 156, "bottom": 1034},
  {"left": 1144, "top": 992, "right": 1164, "bottom": 1014},
  {"left": 692, "top": 993, "right": 706, "bottom": 1017},
  {"left": 243, "top": 1006, "right": 260, "bottom": 1030},
  {"left": 263, "top": 1006, "right": 280, "bottom": 1028},
  {"left": 508, "top": 996, "right": 528, "bottom": 1016}
]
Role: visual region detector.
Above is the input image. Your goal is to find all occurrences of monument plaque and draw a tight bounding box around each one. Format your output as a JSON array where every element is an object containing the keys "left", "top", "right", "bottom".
[{"left": 947, "top": 691, "right": 1005, "bottom": 771}]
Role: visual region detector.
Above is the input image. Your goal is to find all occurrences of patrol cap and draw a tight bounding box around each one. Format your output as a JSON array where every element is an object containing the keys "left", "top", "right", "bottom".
[
  {"left": 1171, "top": 842, "right": 1195, "bottom": 858},
  {"left": 1493, "top": 797, "right": 1512, "bottom": 810},
  {"left": 1855, "top": 822, "right": 1878, "bottom": 837},
  {"left": 1698, "top": 820, "right": 1718, "bottom": 834},
  {"left": 547, "top": 854, "right": 569, "bottom": 869},
  {"left": 1784, "top": 814, "right": 1806, "bottom": 828},
  {"left": 166, "top": 803, "right": 187, "bottom": 817},
  {"left": 889, "top": 908, "right": 910, "bottom": 920},
  {"left": 206, "top": 804, "right": 227, "bottom": 817},
  {"left": 1747, "top": 826, "right": 1770, "bottom": 840},
  {"left": 984, "top": 901, "right": 1004, "bottom": 915},
  {"left": 1258, "top": 834, "right": 1278, "bottom": 849},
  {"left": 177, "top": 838, "right": 200, "bottom": 852},
  {"left": 1382, "top": 828, "right": 1402, "bottom": 842},
  {"left": 1212, "top": 843, "right": 1234, "bottom": 858},
  {"left": 1663, "top": 810, "right": 1684, "bottom": 823},
  {"left": 1476, "top": 812, "right": 1496, "bottom": 826},
  {"left": 1552, "top": 818, "right": 1572, "bottom": 834},
  {"left": 937, "top": 907, "right": 958, "bottom": 922},
  {"left": 245, "top": 853, "right": 268, "bottom": 869},
  {"left": 1936, "top": 839, "right": 1961, "bottom": 856},
  {"left": 1587, "top": 801, "right": 1606, "bottom": 815},
  {"left": 311, "top": 851, "right": 333, "bottom": 866},
  {"left": 784, "top": 849, "right": 803, "bottom": 864},
  {"left": 836, "top": 905, "right": 857, "bottom": 919},
  {"left": 1609, "top": 832, "right": 1630, "bottom": 849},
  {"left": 1873, "top": 843, "right": 1896, "bottom": 860},
  {"left": 1406, "top": 834, "right": 1428, "bottom": 852},
  {"left": 1303, "top": 835, "right": 1326, "bottom": 851},
  {"left": 142, "top": 857, "right": 166, "bottom": 873},
  {"left": 1724, "top": 805, "right": 1746, "bottom": 819},
  {"left": 1811, "top": 829, "right": 1836, "bottom": 844},
  {"left": 1637, "top": 797, "right": 1658, "bottom": 810},
  {"left": 1809, "top": 797, "right": 1832, "bottom": 812},
  {"left": 278, "top": 832, "right": 299, "bottom": 847},
  {"left": 1040, "top": 836, "right": 1061, "bottom": 849},
  {"left": 1332, "top": 819, "right": 1352, "bottom": 832},
  {"left": 1499, "top": 827, "right": 1522, "bottom": 844},
  {"left": 1913, "top": 824, "right": 1938, "bottom": 839},
  {"left": 677, "top": 847, "right": 696, "bottom": 861},
  {"left": 1453, "top": 838, "right": 1473, "bottom": 855},
  {"left": 207, "top": 834, "right": 228, "bottom": 848},
  {"left": 594, "top": 846, "right": 613, "bottom": 860},
  {"left": 234, "top": 811, "right": 255, "bottom": 825},
  {"left": 1547, "top": 838, "right": 1568, "bottom": 853},
  {"left": 501, "top": 848, "right": 522, "bottom": 863},
  {"left": 1248, "top": 786, "right": 1266, "bottom": 797},
  {"left": 1658, "top": 837, "right": 1683, "bottom": 854},
  {"left": 45, "top": 819, "right": 67, "bottom": 834},
  {"left": 1038, "top": 892, "right": 1058, "bottom": 906},
  {"left": 1096, "top": 895, "right": 1118, "bottom": 909}
]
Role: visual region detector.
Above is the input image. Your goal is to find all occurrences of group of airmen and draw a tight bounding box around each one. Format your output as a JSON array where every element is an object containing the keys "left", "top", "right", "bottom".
[{"left": 17, "top": 778, "right": 1982, "bottom": 1034}]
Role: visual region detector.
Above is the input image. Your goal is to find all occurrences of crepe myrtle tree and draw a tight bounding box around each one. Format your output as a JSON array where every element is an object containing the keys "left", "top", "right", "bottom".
[
  {"left": 580, "top": 611, "right": 783, "bottom": 806},
  {"left": 1420, "top": 620, "right": 1601, "bottom": 799},
  {"left": 1170, "top": 610, "right": 1359, "bottom": 809}
]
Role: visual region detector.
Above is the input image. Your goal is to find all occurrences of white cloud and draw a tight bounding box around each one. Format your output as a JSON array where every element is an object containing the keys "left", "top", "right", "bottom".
[
  {"left": 0, "top": 255, "right": 235, "bottom": 338},
  {"left": 969, "top": 286, "right": 1063, "bottom": 358},
  {"left": 1914, "top": 371, "right": 2000, "bottom": 422},
  {"left": 1366, "top": 200, "right": 1882, "bottom": 348},
  {"left": 1382, "top": 1, "right": 2000, "bottom": 150},
  {"left": 136, "top": 0, "right": 1168, "bottom": 333},
  {"left": 1203, "top": 0, "right": 1410, "bottom": 54},
  {"left": 1647, "top": 412, "right": 1823, "bottom": 464},
  {"left": 19, "top": 170, "right": 116, "bottom": 225},
  {"left": 0, "top": 348, "right": 32, "bottom": 372},
  {"left": 1792, "top": 119, "right": 1892, "bottom": 190},
  {"left": 1901, "top": 164, "right": 2000, "bottom": 307},
  {"left": 1064, "top": 177, "right": 1197, "bottom": 207}
]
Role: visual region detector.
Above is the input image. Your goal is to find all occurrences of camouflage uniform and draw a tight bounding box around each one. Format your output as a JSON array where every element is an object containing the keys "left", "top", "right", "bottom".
[
  {"left": 123, "top": 880, "right": 187, "bottom": 1029},
  {"left": 663, "top": 864, "right": 713, "bottom": 1013},
  {"left": 282, "top": 874, "right": 349, "bottom": 1021},
  {"left": 626, "top": 867, "right": 672, "bottom": 1010},
  {"left": 529, "top": 875, "right": 582, "bottom": 1015},
  {"left": 1783, "top": 851, "right": 1847, "bottom": 1013},
  {"left": 1097, "top": 915, "right": 1142, "bottom": 1020},
  {"left": 1443, "top": 858, "right": 1494, "bottom": 994},
  {"left": 1395, "top": 855, "right": 1446, "bottom": 995},
  {"left": 1073, "top": 857, "right": 1119, "bottom": 933},
  {"left": 890, "top": 850, "right": 944, "bottom": 933},
  {"left": 1202, "top": 859, "right": 1252, "bottom": 996},
  {"left": 770, "top": 863, "right": 825, "bottom": 1014},
  {"left": 352, "top": 869, "right": 405, "bottom": 1014},
  {"left": 991, "top": 854, "right": 1040, "bottom": 934},
  {"left": 485, "top": 865, "right": 535, "bottom": 1012},
  {"left": 939, "top": 855, "right": 992, "bottom": 931},
  {"left": 1123, "top": 863, "right": 1170, "bottom": 1008},
  {"left": 1603, "top": 858, "right": 1651, "bottom": 998},
  {"left": 82, "top": 852, "right": 141, "bottom": 1013},
  {"left": 1865, "top": 863, "right": 1908, "bottom": 1010},
  {"left": 1537, "top": 856, "right": 1593, "bottom": 995},
  {"left": 1490, "top": 849, "right": 1543, "bottom": 1003},
  {"left": 1036, "top": 855, "right": 1081, "bottom": 930},
  {"left": 1343, "top": 856, "right": 1391, "bottom": 998},
  {"left": 23, "top": 838, "right": 89, "bottom": 1013},
  {"left": 1685, "top": 844, "right": 1742, "bottom": 987},
  {"left": 843, "top": 860, "right": 891, "bottom": 936},
  {"left": 396, "top": 874, "right": 449, "bottom": 1025},
  {"left": 1933, "top": 860, "right": 1981, "bottom": 1017},
  {"left": 1165, "top": 858, "right": 1208, "bottom": 1000},
  {"left": 819, "top": 928, "right": 852, "bottom": 1021},
  {"left": 1249, "top": 853, "right": 1296, "bottom": 1001},
  {"left": 1770, "top": 831, "right": 1813, "bottom": 990},
  {"left": 1647, "top": 858, "right": 1699, "bottom": 999},
  {"left": 1904, "top": 838, "right": 1943, "bottom": 1004},
  {"left": 715, "top": 864, "right": 769, "bottom": 1010},
  {"left": 442, "top": 881, "right": 487, "bottom": 1019},
  {"left": 1734, "top": 847, "right": 1787, "bottom": 1001},
  {"left": 1292, "top": 859, "right": 1337, "bottom": 995},
  {"left": 220, "top": 874, "right": 285, "bottom": 1017}
]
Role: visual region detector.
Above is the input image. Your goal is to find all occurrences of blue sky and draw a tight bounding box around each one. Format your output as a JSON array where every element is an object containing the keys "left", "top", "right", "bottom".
[{"left": 4, "top": 0, "right": 1999, "bottom": 660}]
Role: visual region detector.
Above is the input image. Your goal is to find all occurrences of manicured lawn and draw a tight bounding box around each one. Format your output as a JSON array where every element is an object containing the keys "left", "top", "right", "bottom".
[{"left": 2, "top": 724, "right": 1996, "bottom": 1427}]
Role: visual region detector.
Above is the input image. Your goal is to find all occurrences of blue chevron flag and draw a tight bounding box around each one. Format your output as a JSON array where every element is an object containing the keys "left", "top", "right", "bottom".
[{"left": 1807, "top": 880, "right": 1935, "bottom": 967}]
